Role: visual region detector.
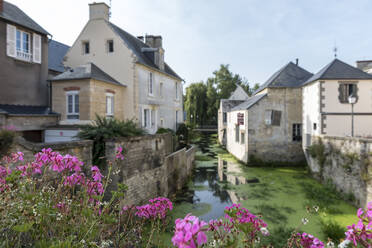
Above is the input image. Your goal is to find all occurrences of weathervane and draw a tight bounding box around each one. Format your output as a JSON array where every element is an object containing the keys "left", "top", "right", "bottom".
[
  {"left": 333, "top": 44, "right": 338, "bottom": 58},
  {"left": 109, "top": 0, "right": 112, "bottom": 18}
]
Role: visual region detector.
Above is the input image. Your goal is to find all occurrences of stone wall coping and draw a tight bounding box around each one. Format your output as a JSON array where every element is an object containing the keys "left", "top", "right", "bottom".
[
  {"left": 166, "top": 147, "right": 187, "bottom": 159},
  {"left": 321, "top": 135, "right": 372, "bottom": 143},
  {"left": 186, "top": 145, "right": 196, "bottom": 154},
  {"left": 106, "top": 133, "right": 172, "bottom": 143},
  {"left": 16, "top": 136, "right": 93, "bottom": 151}
]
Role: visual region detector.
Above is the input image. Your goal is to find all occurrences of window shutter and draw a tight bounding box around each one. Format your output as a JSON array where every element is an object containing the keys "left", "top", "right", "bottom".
[
  {"left": 6, "top": 24, "right": 16, "bottom": 57},
  {"left": 111, "top": 96, "right": 114, "bottom": 115},
  {"left": 33, "top": 34, "right": 42, "bottom": 64}
]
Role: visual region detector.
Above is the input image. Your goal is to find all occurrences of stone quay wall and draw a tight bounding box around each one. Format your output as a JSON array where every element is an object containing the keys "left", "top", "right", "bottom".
[
  {"left": 11, "top": 136, "right": 93, "bottom": 166},
  {"left": 305, "top": 135, "right": 372, "bottom": 208},
  {"left": 105, "top": 133, "right": 196, "bottom": 205}
]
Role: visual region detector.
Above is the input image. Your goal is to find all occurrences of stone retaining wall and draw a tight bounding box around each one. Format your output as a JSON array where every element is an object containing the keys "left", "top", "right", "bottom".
[
  {"left": 305, "top": 135, "right": 372, "bottom": 208},
  {"left": 11, "top": 136, "right": 93, "bottom": 166},
  {"left": 105, "top": 133, "right": 196, "bottom": 205}
]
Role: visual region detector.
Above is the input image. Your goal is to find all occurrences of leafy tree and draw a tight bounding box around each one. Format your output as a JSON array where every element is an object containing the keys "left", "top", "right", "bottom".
[{"left": 184, "top": 82, "right": 208, "bottom": 126}]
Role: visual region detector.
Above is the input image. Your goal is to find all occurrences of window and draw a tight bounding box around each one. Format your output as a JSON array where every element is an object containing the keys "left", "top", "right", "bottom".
[
  {"left": 223, "top": 112, "right": 227, "bottom": 123},
  {"left": 66, "top": 91, "right": 79, "bottom": 119},
  {"left": 235, "top": 124, "right": 240, "bottom": 143},
  {"left": 175, "top": 82, "right": 179, "bottom": 100},
  {"left": 83, "top": 41, "right": 90, "bottom": 54},
  {"left": 107, "top": 40, "right": 114, "bottom": 53},
  {"left": 339, "top": 83, "right": 357, "bottom": 103},
  {"left": 148, "top": 73, "right": 154, "bottom": 96},
  {"left": 265, "top": 110, "right": 281, "bottom": 126},
  {"left": 106, "top": 93, "right": 114, "bottom": 116},
  {"left": 151, "top": 109, "right": 155, "bottom": 127},
  {"left": 160, "top": 82, "right": 163, "bottom": 98},
  {"left": 240, "top": 132, "right": 245, "bottom": 144},
  {"left": 313, "top": 123, "right": 317, "bottom": 131},
  {"left": 143, "top": 109, "right": 150, "bottom": 127},
  {"left": 16, "top": 29, "right": 31, "bottom": 60},
  {"left": 160, "top": 118, "right": 164, "bottom": 127},
  {"left": 176, "top": 111, "right": 179, "bottom": 123},
  {"left": 292, "top": 124, "right": 302, "bottom": 142}
]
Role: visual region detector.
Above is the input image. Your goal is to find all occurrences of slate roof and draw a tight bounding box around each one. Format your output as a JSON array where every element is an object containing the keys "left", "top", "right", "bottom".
[
  {"left": 0, "top": 104, "right": 58, "bottom": 116},
  {"left": 108, "top": 22, "right": 183, "bottom": 81},
  {"left": 228, "top": 85, "right": 250, "bottom": 100},
  {"left": 52, "top": 63, "right": 126, "bottom": 87},
  {"left": 0, "top": 1, "right": 49, "bottom": 35},
  {"left": 231, "top": 93, "right": 267, "bottom": 111},
  {"left": 220, "top": 99, "right": 246, "bottom": 112},
  {"left": 255, "top": 62, "right": 313, "bottom": 94},
  {"left": 48, "top": 40, "right": 70, "bottom": 73},
  {"left": 303, "top": 59, "right": 372, "bottom": 85}
]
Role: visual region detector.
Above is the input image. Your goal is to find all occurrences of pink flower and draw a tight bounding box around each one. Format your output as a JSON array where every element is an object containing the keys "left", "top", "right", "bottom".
[
  {"left": 172, "top": 214, "right": 207, "bottom": 247},
  {"left": 135, "top": 197, "right": 173, "bottom": 220},
  {"left": 115, "top": 146, "right": 124, "bottom": 160},
  {"left": 91, "top": 166, "right": 103, "bottom": 182}
]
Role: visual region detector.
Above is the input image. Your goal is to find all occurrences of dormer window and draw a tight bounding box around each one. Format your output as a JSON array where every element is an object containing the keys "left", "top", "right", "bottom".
[
  {"left": 107, "top": 40, "right": 114, "bottom": 53},
  {"left": 83, "top": 41, "right": 90, "bottom": 54}
]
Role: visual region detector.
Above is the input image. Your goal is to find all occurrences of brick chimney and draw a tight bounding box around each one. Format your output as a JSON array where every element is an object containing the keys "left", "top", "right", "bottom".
[
  {"left": 89, "top": 2, "right": 110, "bottom": 21},
  {"left": 145, "top": 35, "right": 164, "bottom": 70},
  {"left": 0, "top": 0, "right": 3, "bottom": 13}
]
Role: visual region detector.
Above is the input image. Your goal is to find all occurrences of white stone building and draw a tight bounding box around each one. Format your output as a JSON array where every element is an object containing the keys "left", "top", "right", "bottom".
[
  {"left": 217, "top": 85, "right": 249, "bottom": 145},
  {"left": 302, "top": 59, "right": 372, "bottom": 148},
  {"left": 225, "top": 62, "right": 313, "bottom": 163},
  {"left": 60, "top": 2, "right": 183, "bottom": 134}
]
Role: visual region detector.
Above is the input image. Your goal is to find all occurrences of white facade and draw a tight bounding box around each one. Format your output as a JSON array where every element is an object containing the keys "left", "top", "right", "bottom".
[
  {"left": 302, "top": 81, "right": 321, "bottom": 147},
  {"left": 226, "top": 110, "right": 248, "bottom": 162},
  {"left": 63, "top": 3, "right": 183, "bottom": 134}
]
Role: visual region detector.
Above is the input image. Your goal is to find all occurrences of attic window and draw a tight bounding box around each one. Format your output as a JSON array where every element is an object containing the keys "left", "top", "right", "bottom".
[
  {"left": 107, "top": 40, "right": 114, "bottom": 53},
  {"left": 82, "top": 41, "right": 90, "bottom": 54}
]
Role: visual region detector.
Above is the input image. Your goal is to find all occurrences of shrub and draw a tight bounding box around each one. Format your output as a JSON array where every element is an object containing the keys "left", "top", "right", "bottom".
[
  {"left": 0, "top": 128, "right": 16, "bottom": 157},
  {"left": 77, "top": 115, "right": 146, "bottom": 165},
  {"left": 320, "top": 220, "right": 346, "bottom": 244},
  {"left": 156, "top": 127, "right": 174, "bottom": 134}
]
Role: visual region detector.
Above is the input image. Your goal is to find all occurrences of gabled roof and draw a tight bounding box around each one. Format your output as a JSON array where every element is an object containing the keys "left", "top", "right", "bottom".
[
  {"left": 255, "top": 62, "right": 313, "bottom": 94},
  {"left": 228, "top": 85, "right": 250, "bottom": 100},
  {"left": 0, "top": 1, "right": 49, "bottom": 35},
  {"left": 52, "top": 63, "right": 126, "bottom": 87},
  {"left": 107, "top": 22, "right": 182, "bottom": 81},
  {"left": 231, "top": 93, "right": 267, "bottom": 111},
  {"left": 48, "top": 40, "right": 70, "bottom": 73},
  {"left": 303, "top": 59, "right": 372, "bottom": 86},
  {"left": 0, "top": 104, "right": 58, "bottom": 116}
]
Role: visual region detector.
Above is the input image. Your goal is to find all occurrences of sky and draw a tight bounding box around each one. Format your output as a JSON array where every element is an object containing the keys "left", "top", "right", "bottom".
[{"left": 8, "top": 0, "right": 372, "bottom": 87}]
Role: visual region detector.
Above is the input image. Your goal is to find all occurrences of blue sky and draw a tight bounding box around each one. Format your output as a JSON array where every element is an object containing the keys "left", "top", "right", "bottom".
[{"left": 8, "top": 0, "right": 372, "bottom": 87}]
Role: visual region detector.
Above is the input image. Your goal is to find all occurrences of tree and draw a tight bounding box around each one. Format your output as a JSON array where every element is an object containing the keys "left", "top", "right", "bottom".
[{"left": 184, "top": 82, "right": 207, "bottom": 126}]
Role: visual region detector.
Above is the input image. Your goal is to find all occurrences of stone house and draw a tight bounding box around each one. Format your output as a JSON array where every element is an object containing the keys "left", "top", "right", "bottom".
[
  {"left": 58, "top": 2, "right": 183, "bottom": 136},
  {"left": 302, "top": 58, "right": 372, "bottom": 147},
  {"left": 217, "top": 85, "right": 249, "bottom": 146},
  {"left": 0, "top": 0, "right": 58, "bottom": 142},
  {"left": 356, "top": 60, "right": 372, "bottom": 74},
  {"left": 225, "top": 61, "right": 313, "bottom": 163}
]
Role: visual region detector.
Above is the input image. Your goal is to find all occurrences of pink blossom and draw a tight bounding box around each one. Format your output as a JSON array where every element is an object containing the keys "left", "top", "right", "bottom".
[
  {"left": 115, "top": 146, "right": 124, "bottom": 160},
  {"left": 295, "top": 232, "right": 324, "bottom": 248},
  {"left": 172, "top": 214, "right": 208, "bottom": 247},
  {"left": 135, "top": 197, "right": 173, "bottom": 220},
  {"left": 91, "top": 166, "right": 103, "bottom": 182}
]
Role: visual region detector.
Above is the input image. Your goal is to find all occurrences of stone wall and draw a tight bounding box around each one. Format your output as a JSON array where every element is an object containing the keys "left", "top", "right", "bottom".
[
  {"left": 105, "top": 133, "right": 196, "bottom": 205},
  {"left": 11, "top": 136, "right": 93, "bottom": 166},
  {"left": 305, "top": 135, "right": 372, "bottom": 208}
]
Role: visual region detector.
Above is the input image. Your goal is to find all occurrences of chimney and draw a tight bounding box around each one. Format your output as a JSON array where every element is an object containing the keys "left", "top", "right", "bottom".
[
  {"left": 89, "top": 2, "right": 110, "bottom": 21},
  {"left": 295, "top": 58, "right": 299, "bottom": 66},
  {"left": 137, "top": 36, "right": 144, "bottom": 42},
  {"left": 356, "top": 60, "right": 372, "bottom": 73},
  {"left": 145, "top": 35, "right": 165, "bottom": 70},
  {"left": 0, "top": 0, "right": 3, "bottom": 13}
]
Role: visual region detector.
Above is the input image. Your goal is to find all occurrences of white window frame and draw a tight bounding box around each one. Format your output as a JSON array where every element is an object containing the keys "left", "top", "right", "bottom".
[
  {"left": 66, "top": 91, "right": 79, "bottom": 120},
  {"left": 106, "top": 93, "right": 114, "bottom": 117},
  {"left": 142, "top": 107, "right": 156, "bottom": 128},
  {"left": 16, "top": 29, "right": 31, "bottom": 61},
  {"left": 82, "top": 41, "right": 90, "bottom": 55},
  {"left": 148, "top": 72, "right": 154, "bottom": 96}
]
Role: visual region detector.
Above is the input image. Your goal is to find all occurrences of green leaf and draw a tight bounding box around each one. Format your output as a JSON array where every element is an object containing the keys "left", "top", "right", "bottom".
[{"left": 12, "top": 221, "right": 34, "bottom": 232}]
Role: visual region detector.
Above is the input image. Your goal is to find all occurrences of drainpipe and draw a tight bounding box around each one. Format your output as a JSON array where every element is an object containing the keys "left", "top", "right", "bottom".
[{"left": 47, "top": 80, "right": 52, "bottom": 113}]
